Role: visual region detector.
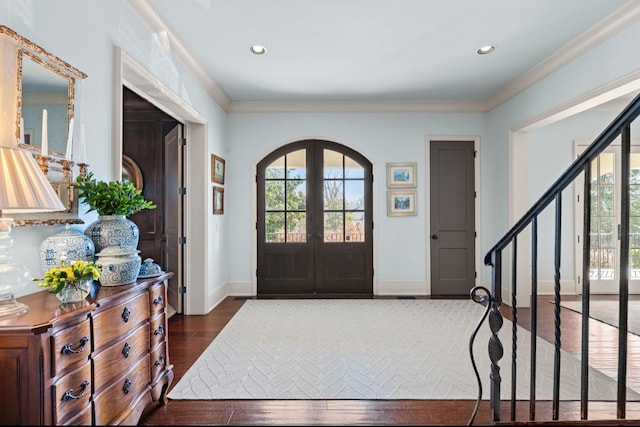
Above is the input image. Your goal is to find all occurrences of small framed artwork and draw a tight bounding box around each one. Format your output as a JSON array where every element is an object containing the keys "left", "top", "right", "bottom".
[
  {"left": 387, "top": 162, "right": 417, "bottom": 188},
  {"left": 213, "top": 186, "right": 224, "bottom": 214},
  {"left": 387, "top": 190, "right": 417, "bottom": 216},
  {"left": 212, "top": 154, "right": 225, "bottom": 184}
]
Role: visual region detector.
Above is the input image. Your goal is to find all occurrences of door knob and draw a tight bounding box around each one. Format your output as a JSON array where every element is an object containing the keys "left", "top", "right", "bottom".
[{"left": 431, "top": 234, "right": 438, "bottom": 240}]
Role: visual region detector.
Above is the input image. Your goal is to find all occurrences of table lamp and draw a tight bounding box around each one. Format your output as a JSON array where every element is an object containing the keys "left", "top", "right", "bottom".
[{"left": 0, "top": 145, "right": 65, "bottom": 318}]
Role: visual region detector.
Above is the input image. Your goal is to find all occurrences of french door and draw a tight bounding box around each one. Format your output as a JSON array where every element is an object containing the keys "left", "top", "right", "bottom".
[
  {"left": 575, "top": 141, "right": 640, "bottom": 293},
  {"left": 256, "top": 140, "right": 373, "bottom": 296}
]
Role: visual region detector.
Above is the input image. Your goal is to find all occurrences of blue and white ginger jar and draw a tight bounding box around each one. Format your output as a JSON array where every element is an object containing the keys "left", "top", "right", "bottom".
[
  {"left": 39, "top": 227, "right": 95, "bottom": 274},
  {"left": 84, "top": 215, "right": 139, "bottom": 253},
  {"left": 95, "top": 245, "right": 142, "bottom": 286}
]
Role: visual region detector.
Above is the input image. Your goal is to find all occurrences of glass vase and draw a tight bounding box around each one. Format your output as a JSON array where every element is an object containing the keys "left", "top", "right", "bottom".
[{"left": 56, "top": 279, "right": 92, "bottom": 304}]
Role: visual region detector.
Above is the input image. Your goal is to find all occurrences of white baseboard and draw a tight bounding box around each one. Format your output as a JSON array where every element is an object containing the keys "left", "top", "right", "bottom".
[{"left": 375, "top": 281, "right": 428, "bottom": 296}]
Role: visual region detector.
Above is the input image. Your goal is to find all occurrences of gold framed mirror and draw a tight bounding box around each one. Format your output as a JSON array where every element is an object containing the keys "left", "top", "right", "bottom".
[
  {"left": 17, "top": 48, "right": 75, "bottom": 157},
  {"left": 122, "top": 155, "right": 144, "bottom": 191},
  {"left": 0, "top": 25, "right": 87, "bottom": 224}
]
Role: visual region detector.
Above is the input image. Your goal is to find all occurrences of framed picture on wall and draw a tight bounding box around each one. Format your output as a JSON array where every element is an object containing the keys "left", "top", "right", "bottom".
[
  {"left": 386, "top": 162, "right": 416, "bottom": 188},
  {"left": 212, "top": 154, "right": 225, "bottom": 184},
  {"left": 387, "top": 190, "right": 417, "bottom": 216},
  {"left": 213, "top": 186, "right": 224, "bottom": 214}
]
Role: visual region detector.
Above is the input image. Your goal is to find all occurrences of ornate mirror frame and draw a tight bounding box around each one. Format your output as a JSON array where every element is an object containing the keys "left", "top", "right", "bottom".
[{"left": 0, "top": 25, "right": 87, "bottom": 225}]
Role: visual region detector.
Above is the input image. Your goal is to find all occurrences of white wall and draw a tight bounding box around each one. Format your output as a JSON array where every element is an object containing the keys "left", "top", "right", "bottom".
[
  {"left": 1, "top": 0, "right": 228, "bottom": 314},
  {"left": 225, "top": 112, "right": 485, "bottom": 293},
  {"left": 3, "top": 1, "right": 640, "bottom": 312}
]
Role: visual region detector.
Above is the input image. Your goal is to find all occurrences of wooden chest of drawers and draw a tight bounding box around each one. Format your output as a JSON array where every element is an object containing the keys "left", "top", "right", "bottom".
[{"left": 0, "top": 273, "right": 174, "bottom": 426}]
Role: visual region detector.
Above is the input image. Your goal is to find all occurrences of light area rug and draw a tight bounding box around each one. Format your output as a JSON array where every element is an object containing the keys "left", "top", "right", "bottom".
[
  {"left": 559, "top": 299, "right": 640, "bottom": 336},
  {"left": 168, "top": 299, "right": 640, "bottom": 401}
]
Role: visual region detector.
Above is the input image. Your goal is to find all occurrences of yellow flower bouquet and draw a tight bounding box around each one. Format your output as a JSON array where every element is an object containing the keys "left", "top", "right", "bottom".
[{"left": 34, "top": 259, "right": 101, "bottom": 303}]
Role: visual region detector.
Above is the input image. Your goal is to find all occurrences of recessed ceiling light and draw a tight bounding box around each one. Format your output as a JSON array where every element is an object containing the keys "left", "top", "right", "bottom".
[
  {"left": 477, "top": 45, "right": 495, "bottom": 55},
  {"left": 250, "top": 45, "right": 267, "bottom": 55}
]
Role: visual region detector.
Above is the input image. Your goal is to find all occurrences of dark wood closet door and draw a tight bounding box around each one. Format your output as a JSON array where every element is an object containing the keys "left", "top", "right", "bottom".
[{"left": 257, "top": 140, "right": 373, "bottom": 296}]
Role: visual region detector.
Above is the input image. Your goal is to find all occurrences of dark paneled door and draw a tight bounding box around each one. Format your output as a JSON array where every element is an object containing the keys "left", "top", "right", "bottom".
[
  {"left": 257, "top": 140, "right": 373, "bottom": 296},
  {"left": 429, "top": 140, "right": 476, "bottom": 296}
]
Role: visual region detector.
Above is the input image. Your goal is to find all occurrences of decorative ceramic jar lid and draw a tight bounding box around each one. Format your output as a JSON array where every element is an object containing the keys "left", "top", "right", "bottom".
[
  {"left": 95, "top": 245, "right": 141, "bottom": 257},
  {"left": 138, "top": 258, "right": 163, "bottom": 277}
]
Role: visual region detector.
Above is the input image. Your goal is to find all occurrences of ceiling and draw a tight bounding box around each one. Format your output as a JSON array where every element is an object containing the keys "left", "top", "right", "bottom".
[{"left": 133, "top": 0, "right": 638, "bottom": 112}]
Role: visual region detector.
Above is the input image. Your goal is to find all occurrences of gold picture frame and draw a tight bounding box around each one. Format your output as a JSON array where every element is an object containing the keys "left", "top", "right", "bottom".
[
  {"left": 212, "top": 154, "right": 225, "bottom": 184},
  {"left": 122, "top": 154, "right": 143, "bottom": 191},
  {"left": 213, "top": 186, "right": 224, "bottom": 215}
]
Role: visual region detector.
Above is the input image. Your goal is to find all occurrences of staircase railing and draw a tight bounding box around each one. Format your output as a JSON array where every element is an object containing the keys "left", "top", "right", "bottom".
[{"left": 468, "top": 92, "right": 640, "bottom": 424}]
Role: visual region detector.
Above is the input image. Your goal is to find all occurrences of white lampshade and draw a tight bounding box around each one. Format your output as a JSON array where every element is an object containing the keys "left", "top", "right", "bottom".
[
  {"left": 0, "top": 145, "right": 65, "bottom": 319},
  {"left": 0, "top": 145, "right": 65, "bottom": 213}
]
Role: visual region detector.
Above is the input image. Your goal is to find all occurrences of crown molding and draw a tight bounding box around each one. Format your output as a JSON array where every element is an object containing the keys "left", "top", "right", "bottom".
[
  {"left": 487, "top": 0, "right": 640, "bottom": 110},
  {"left": 125, "top": 0, "right": 232, "bottom": 112},
  {"left": 228, "top": 100, "right": 488, "bottom": 113}
]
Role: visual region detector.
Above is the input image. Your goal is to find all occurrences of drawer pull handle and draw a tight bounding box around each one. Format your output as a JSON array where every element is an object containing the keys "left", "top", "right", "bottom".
[
  {"left": 154, "top": 324, "right": 165, "bottom": 336},
  {"left": 122, "top": 342, "right": 131, "bottom": 358},
  {"left": 62, "top": 380, "right": 90, "bottom": 401},
  {"left": 123, "top": 378, "right": 132, "bottom": 395},
  {"left": 153, "top": 295, "right": 164, "bottom": 305},
  {"left": 61, "top": 336, "right": 89, "bottom": 355},
  {"left": 154, "top": 353, "right": 165, "bottom": 367},
  {"left": 122, "top": 307, "right": 131, "bottom": 322}
]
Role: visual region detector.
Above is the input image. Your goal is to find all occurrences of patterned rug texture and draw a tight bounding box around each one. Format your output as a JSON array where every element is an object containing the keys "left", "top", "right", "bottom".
[{"left": 168, "top": 299, "right": 640, "bottom": 400}]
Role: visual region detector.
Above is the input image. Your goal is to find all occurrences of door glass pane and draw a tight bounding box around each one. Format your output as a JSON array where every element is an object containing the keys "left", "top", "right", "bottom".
[
  {"left": 287, "top": 150, "right": 306, "bottom": 179},
  {"left": 286, "top": 212, "right": 306, "bottom": 242},
  {"left": 345, "top": 180, "right": 364, "bottom": 209},
  {"left": 345, "top": 156, "right": 364, "bottom": 179},
  {"left": 590, "top": 153, "right": 615, "bottom": 280},
  {"left": 287, "top": 180, "right": 306, "bottom": 210},
  {"left": 324, "top": 180, "right": 343, "bottom": 210},
  {"left": 346, "top": 211, "right": 364, "bottom": 242},
  {"left": 324, "top": 149, "right": 343, "bottom": 178},
  {"left": 265, "top": 181, "right": 284, "bottom": 210},
  {"left": 265, "top": 212, "right": 285, "bottom": 242},
  {"left": 631, "top": 153, "right": 640, "bottom": 273},
  {"left": 324, "top": 212, "right": 343, "bottom": 242},
  {"left": 266, "top": 156, "right": 285, "bottom": 179}
]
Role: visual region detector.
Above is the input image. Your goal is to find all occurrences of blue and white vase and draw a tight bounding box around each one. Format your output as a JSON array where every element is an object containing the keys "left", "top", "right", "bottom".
[
  {"left": 40, "top": 226, "right": 95, "bottom": 274},
  {"left": 95, "top": 246, "right": 142, "bottom": 286},
  {"left": 84, "top": 215, "right": 139, "bottom": 253}
]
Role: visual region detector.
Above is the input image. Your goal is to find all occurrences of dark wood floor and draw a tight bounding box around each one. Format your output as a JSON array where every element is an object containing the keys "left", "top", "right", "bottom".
[{"left": 139, "top": 294, "right": 640, "bottom": 425}]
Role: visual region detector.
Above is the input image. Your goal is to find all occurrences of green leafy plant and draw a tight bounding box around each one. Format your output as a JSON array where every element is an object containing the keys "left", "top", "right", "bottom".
[
  {"left": 34, "top": 259, "right": 102, "bottom": 294},
  {"left": 74, "top": 171, "right": 157, "bottom": 216}
]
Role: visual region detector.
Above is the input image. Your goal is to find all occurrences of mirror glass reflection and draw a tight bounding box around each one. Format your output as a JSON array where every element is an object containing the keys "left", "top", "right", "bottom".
[{"left": 18, "top": 50, "right": 73, "bottom": 157}]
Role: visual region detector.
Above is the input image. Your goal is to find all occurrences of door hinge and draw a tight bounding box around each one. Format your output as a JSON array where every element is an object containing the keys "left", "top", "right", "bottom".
[
  {"left": 179, "top": 137, "right": 186, "bottom": 146},
  {"left": 179, "top": 286, "right": 187, "bottom": 294},
  {"left": 179, "top": 236, "right": 186, "bottom": 244},
  {"left": 179, "top": 187, "right": 186, "bottom": 195},
  {"left": 473, "top": 150, "right": 477, "bottom": 158},
  {"left": 474, "top": 271, "right": 477, "bottom": 278},
  {"left": 474, "top": 231, "right": 477, "bottom": 238}
]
